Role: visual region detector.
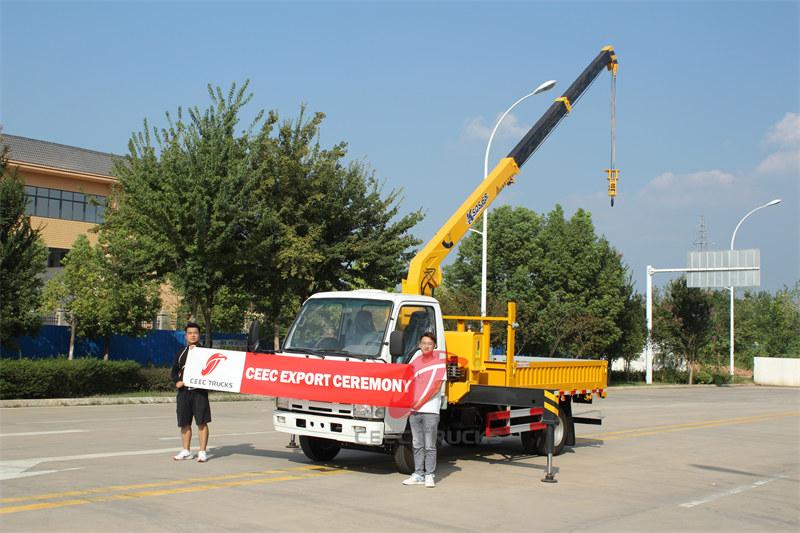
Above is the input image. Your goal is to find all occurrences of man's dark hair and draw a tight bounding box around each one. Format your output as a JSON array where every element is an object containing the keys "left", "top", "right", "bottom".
[
  {"left": 420, "top": 331, "right": 437, "bottom": 345},
  {"left": 184, "top": 322, "right": 201, "bottom": 332}
]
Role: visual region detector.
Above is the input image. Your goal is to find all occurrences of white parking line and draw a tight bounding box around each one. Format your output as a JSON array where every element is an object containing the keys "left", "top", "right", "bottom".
[
  {"left": 0, "top": 447, "right": 193, "bottom": 481},
  {"left": 158, "top": 430, "right": 273, "bottom": 440},
  {"left": 28, "top": 416, "right": 172, "bottom": 424},
  {"left": 680, "top": 475, "right": 786, "bottom": 508},
  {"left": 0, "top": 430, "right": 87, "bottom": 437}
]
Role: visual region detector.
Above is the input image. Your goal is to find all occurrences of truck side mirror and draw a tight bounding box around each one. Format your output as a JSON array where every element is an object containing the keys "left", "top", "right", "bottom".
[
  {"left": 389, "top": 330, "right": 404, "bottom": 359},
  {"left": 247, "top": 321, "right": 260, "bottom": 352}
]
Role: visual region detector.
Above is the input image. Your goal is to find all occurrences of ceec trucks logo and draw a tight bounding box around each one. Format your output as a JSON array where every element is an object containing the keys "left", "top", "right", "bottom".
[{"left": 201, "top": 353, "right": 228, "bottom": 376}]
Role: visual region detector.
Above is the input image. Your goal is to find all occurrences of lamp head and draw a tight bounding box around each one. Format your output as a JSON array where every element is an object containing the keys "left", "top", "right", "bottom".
[
  {"left": 533, "top": 80, "right": 557, "bottom": 95},
  {"left": 766, "top": 198, "right": 782, "bottom": 207}
]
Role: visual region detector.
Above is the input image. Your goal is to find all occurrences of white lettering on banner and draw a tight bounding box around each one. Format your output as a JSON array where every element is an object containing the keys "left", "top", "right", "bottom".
[
  {"left": 241, "top": 366, "right": 412, "bottom": 393},
  {"left": 332, "top": 375, "right": 411, "bottom": 393}
]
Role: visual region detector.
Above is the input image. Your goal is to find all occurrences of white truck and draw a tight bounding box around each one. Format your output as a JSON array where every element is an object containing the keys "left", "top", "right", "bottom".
[{"left": 262, "top": 46, "right": 619, "bottom": 473}]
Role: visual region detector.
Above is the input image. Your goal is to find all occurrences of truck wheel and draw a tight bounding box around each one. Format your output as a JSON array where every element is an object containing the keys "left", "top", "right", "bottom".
[
  {"left": 299, "top": 436, "right": 341, "bottom": 462},
  {"left": 393, "top": 442, "right": 415, "bottom": 475},
  {"left": 535, "top": 409, "right": 567, "bottom": 456}
]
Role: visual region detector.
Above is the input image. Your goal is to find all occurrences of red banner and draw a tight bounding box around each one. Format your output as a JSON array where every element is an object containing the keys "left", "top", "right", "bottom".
[
  {"left": 184, "top": 348, "right": 447, "bottom": 409},
  {"left": 239, "top": 352, "right": 419, "bottom": 407}
]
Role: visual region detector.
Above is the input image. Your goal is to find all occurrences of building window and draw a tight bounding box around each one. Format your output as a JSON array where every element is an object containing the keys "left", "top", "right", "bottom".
[
  {"left": 24, "top": 186, "right": 106, "bottom": 223},
  {"left": 47, "top": 248, "right": 70, "bottom": 268}
]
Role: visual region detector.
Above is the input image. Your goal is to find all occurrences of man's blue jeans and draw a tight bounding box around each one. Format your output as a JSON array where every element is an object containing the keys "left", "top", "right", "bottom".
[{"left": 409, "top": 412, "right": 439, "bottom": 476}]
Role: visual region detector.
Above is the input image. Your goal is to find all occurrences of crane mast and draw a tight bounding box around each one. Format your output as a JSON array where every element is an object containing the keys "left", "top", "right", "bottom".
[{"left": 402, "top": 46, "right": 618, "bottom": 296}]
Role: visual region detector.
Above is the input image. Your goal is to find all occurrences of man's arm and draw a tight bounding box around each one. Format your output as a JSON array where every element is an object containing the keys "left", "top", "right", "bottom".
[{"left": 170, "top": 347, "right": 185, "bottom": 387}]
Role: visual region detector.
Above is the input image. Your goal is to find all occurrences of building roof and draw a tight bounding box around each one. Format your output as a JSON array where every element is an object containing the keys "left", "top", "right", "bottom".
[{"left": 2, "top": 134, "right": 120, "bottom": 177}]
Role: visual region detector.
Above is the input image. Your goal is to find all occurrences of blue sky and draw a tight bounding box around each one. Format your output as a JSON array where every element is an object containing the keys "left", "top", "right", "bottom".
[{"left": 2, "top": 0, "right": 798, "bottom": 295}]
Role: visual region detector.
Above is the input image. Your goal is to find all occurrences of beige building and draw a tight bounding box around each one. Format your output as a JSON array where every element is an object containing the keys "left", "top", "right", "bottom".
[{"left": 4, "top": 134, "right": 177, "bottom": 327}]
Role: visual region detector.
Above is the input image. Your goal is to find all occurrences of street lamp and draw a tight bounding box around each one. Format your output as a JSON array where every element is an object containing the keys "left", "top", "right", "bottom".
[
  {"left": 729, "top": 198, "right": 782, "bottom": 376},
  {"left": 479, "top": 79, "right": 557, "bottom": 317}
]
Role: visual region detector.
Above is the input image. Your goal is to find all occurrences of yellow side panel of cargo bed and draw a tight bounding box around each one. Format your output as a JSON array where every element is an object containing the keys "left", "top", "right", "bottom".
[{"left": 512, "top": 360, "right": 608, "bottom": 391}]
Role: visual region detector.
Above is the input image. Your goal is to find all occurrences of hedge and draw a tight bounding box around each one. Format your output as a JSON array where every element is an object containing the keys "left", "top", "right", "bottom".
[{"left": 0, "top": 358, "right": 173, "bottom": 399}]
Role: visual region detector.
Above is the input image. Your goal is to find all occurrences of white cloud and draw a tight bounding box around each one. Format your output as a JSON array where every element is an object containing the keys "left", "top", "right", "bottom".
[
  {"left": 756, "top": 112, "right": 800, "bottom": 176},
  {"left": 764, "top": 112, "right": 800, "bottom": 147},
  {"left": 650, "top": 169, "right": 735, "bottom": 192},
  {"left": 463, "top": 112, "right": 529, "bottom": 142},
  {"left": 756, "top": 149, "right": 800, "bottom": 175}
]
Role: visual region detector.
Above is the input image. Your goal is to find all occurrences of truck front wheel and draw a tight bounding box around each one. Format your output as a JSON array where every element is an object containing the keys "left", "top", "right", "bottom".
[
  {"left": 299, "top": 436, "right": 341, "bottom": 462},
  {"left": 393, "top": 442, "right": 415, "bottom": 475}
]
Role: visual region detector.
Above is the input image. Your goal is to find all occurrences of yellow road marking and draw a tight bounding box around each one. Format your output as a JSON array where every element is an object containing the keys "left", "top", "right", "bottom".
[
  {"left": 0, "top": 465, "right": 343, "bottom": 514},
  {"left": 578, "top": 410, "right": 799, "bottom": 441}
]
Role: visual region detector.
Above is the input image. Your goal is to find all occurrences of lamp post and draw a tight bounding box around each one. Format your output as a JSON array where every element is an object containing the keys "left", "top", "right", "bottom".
[
  {"left": 729, "top": 198, "right": 782, "bottom": 376},
  {"left": 479, "top": 79, "right": 557, "bottom": 317}
]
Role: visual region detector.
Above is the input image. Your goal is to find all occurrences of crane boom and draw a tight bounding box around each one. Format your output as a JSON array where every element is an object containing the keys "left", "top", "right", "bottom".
[{"left": 402, "top": 46, "right": 618, "bottom": 296}]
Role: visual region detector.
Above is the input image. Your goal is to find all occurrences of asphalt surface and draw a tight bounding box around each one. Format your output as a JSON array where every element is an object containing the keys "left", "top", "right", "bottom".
[{"left": 1, "top": 385, "right": 798, "bottom": 532}]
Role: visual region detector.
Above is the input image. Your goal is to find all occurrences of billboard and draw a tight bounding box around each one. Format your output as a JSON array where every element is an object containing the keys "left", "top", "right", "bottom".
[{"left": 687, "top": 249, "right": 760, "bottom": 288}]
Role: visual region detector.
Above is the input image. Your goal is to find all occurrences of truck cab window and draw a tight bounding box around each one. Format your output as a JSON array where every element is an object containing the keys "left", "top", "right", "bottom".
[{"left": 393, "top": 306, "right": 435, "bottom": 363}]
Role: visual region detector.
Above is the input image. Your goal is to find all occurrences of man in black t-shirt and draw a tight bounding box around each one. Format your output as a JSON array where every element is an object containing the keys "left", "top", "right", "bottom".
[{"left": 170, "top": 322, "right": 211, "bottom": 463}]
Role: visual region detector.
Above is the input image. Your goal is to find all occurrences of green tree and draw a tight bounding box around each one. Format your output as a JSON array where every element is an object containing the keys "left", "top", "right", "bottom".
[
  {"left": 0, "top": 144, "right": 47, "bottom": 348},
  {"left": 736, "top": 283, "right": 800, "bottom": 361},
  {"left": 41, "top": 235, "right": 161, "bottom": 359},
  {"left": 245, "top": 108, "right": 423, "bottom": 347},
  {"left": 102, "top": 83, "right": 260, "bottom": 345},
  {"left": 608, "top": 286, "right": 646, "bottom": 378},
  {"left": 652, "top": 277, "right": 713, "bottom": 384},
  {"left": 443, "top": 205, "right": 631, "bottom": 358}
]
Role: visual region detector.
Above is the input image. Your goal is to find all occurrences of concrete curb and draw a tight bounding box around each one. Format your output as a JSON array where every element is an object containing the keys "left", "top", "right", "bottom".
[
  {"left": 0, "top": 394, "right": 273, "bottom": 408},
  {"left": 1, "top": 384, "right": 765, "bottom": 408}
]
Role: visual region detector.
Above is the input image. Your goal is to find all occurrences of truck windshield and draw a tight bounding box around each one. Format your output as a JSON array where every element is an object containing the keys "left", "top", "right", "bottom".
[{"left": 284, "top": 298, "right": 392, "bottom": 358}]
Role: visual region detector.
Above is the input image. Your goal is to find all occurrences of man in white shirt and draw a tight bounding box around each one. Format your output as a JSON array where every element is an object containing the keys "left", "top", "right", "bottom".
[{"left": 402, "top": 331, "right": 446, "bottom": 488}]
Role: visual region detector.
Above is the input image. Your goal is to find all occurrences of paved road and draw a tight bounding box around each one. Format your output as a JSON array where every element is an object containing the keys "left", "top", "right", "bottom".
[{"left": 1, "top": 386, "right": 798, "bottom": 532}]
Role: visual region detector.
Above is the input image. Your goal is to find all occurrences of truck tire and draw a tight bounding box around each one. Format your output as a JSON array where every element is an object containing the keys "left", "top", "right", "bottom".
[
  {"left": 534, "top": 408, "right": 568, "bottom": 456},
  {"left": 393, "top": 442, "right": 415, "bottom": 475},
  {"left": 299, "top": 436, "right": 341, "bottom": 462}
]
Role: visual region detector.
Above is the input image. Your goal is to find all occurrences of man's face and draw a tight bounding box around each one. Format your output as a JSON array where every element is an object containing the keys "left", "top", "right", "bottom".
[
  {"left": 185, "top": 327, "right": 200, "bottom": 345},
  {"left": 418, "top": 336, "right": 435, "bottom": 353}
]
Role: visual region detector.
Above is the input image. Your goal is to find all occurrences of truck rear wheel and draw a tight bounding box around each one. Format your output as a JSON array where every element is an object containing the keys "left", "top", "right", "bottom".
[
  {"left": 299, "top": 436, "right": 341, "bottom": 462},
  {"left": 393, "top": 442, "right": 415, "bottom": 475},
  {"left": 534, "top": 409, "right": 568, "bottom": 456}
]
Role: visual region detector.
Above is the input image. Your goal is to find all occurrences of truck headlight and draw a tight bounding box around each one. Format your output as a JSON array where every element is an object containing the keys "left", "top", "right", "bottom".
[
  {"left": 353, "top": 404, "right": 385, "bottom": 419},
  {"left": 275, "top": 397, "right": 289, "bottom": 409}
]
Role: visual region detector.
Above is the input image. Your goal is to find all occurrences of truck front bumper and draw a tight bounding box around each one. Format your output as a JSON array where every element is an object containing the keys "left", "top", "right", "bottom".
[{"left": 273, "top": 410, "right": 385, "bottom": 445}]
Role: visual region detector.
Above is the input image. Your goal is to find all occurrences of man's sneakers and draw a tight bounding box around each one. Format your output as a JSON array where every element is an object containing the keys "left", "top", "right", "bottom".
[
  {"left": 173, "top": 449, "right": 193, "bottom": 461},
  {"left": 424, "top": 474, "right": 435, "bottom": 488},
  {"left": 197, "top": 450, "right": 208, "bottom": 463},
  {"left": 402, "top": 473, "right": 424, "bottom": 485}
]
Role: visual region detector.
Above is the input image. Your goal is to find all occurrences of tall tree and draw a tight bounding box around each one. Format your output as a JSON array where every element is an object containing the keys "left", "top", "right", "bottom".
[
  {"left": 102, "top": 83, "right": 260, "bottom": 345},
  {"left": 607, "top": 284, "right": 646, "bottom": 377},
  {"left": 736, "top": 283, "right": 800, "bottom": 360},
  {"left": 0, "top": 144, "right": 47, "bottom": 348},
  {"left": 245, "top": 109, "right": 423, "bottom": 347},
  {"left": 41, "top": 235, "right": 161, "bottom": 359},
  {"left": 652, "top": 277, "right": 713, "bottom": 384},
  {"left": 443, "top": 205, "right": 631, "bottom": 358}
]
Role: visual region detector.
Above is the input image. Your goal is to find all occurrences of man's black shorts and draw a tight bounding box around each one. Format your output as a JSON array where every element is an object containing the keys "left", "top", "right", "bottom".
[{"left": 176, "top": 388, "right": 211, "bottom": 427}]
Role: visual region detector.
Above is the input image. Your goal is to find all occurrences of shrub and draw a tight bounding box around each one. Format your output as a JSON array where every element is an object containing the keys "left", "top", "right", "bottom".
[
  {"left": 139, "top": 366, "right": 174, "bottom": 392},
  {"left": 0, "top": 358, "right": 145, "bottom": 399}
]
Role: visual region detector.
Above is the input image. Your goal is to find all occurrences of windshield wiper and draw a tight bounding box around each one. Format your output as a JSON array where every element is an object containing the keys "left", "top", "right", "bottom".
[{"left": 283, "top": 347, "right": 326, "bottom": 358}]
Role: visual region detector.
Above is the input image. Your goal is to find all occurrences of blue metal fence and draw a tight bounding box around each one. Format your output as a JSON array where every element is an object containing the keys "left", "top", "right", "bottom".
[{"left": 1, "top": 326, "right": 247, "bottom": 366}]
